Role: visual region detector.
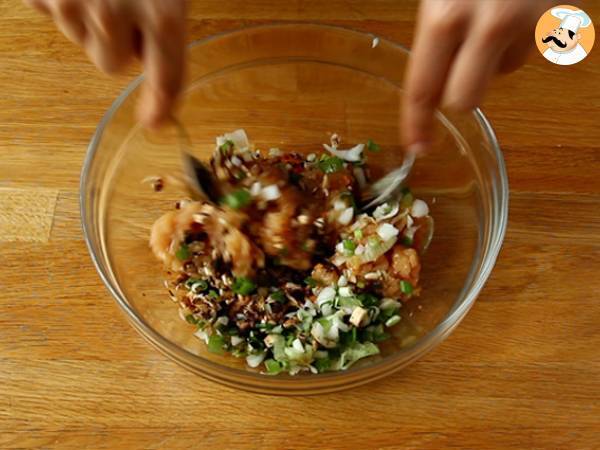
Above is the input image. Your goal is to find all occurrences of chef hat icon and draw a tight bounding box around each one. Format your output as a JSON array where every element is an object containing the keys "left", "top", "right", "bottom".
[{"left": 551, "top": 8, "right": 592, "bottom": 34}]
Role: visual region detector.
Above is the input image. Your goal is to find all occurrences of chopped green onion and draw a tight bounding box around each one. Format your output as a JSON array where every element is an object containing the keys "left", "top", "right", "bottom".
[
  {"left": 356, "top": 281, "right": 365, "bottom": 289},
  {"left": 315, "top": 357, "right": 331, "bottom": 373},
  {"left": 401, "top": 236, "right": 413, "bottom": 246},
  {"left": 343, "top": 239, "right": 357, "bottom": 252},
  {"left": 207, "top": 334, "right": 225, "bottom": 354},
  {"left": 304, "top": 276, "right": 318, "bottom": 288},
  {"left": 270, "top": 290, "right": 286, "bottom": 304},
  {"left": 357, "top": 293, "right": 379, "bottom": 308},
  {"left": 354, "top": 229, "right": 363, "bottom": 240},
  {"left": 367, "top": 236, "right": 381, "bottom": 248},
  {"left": 231, "top": 348, "right": 247, "bottom": 358},
  {"left": 185, "top": 314, "right": 198, "bottom": 325},
  {"left": 400, "top": 280, "right": 414, "bottom": 295},
  {"left": 318, "top": 156, "right": 344, "bottom": 173},
  {"left": 233, "top": 171, "right": 247, "bottom": 181},
  {"left": 208, "top": 290, "right": 219, "bottom": 300},
  {"left": 264, "top": 359, "right": 282, "bottom": 375},
  {"left": 175, "top": 243, "right": 190, "bottom": 261},
  {"left": 185, "top": 278, "right": 208, "bottom": 292},
  {"left": 221, "top": 189, "right": 251, "bottom": 210},
  {"left": 366, "top": 139, "right": 381, "bottom": 152},
  {"left": 317, "top": 317, "right": 333, "bottom": 332},
  {"left": 371, "top": 324, "right": 391, "bottom": 342},
  {"left": 232, "top": 277, "right": 256, "bottom": 295},
  {"left": 219, "top": 139, "right": 234, "bottom": 154},
  {"left": 385, "top": 315, "right": 401, "bottom": 327},
  {"left": 401, "top": 187, "right": 412, "bottom": 196},
  {"left": 400, "top": 192, "right": 414, "bottom": 209}
]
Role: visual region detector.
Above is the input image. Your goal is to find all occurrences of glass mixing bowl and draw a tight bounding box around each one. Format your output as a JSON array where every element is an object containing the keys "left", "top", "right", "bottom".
[{"left": 81, "top": 24, "right": 508, "bottom": 395}]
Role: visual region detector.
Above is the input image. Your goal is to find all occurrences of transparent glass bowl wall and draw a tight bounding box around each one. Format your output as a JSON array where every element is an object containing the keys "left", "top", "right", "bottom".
[{"left": 81, "top": 24, "right": 508, "bottom": 395}]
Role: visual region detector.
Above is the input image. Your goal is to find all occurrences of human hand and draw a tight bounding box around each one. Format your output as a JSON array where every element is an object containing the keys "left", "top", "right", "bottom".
[
  {"left": 25, "top": 0, "right": 186, "bottom": 127},
  {"left": 402, "top": 0, "right": 554, "bottom": 152}
]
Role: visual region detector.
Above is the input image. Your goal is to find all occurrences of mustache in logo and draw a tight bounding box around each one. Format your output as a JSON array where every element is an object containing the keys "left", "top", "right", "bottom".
[{"left": 542, "top": 35, "right": 567, "bottom": 48}]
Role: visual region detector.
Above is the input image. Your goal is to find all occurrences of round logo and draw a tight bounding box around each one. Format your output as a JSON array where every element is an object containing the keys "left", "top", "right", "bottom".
[{"left": 535, "top": 5, "right": 595, "bottom": 66}]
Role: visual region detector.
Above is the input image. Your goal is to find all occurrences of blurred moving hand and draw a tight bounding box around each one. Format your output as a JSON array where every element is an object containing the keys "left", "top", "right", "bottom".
[
  {"left": 25, "top": 0, "right": 186, "bottom": 127},
  {"left": 27, "top": 0, "right": 553, "bottom": 138},
  {"left": 402, "top": 0, "right": 554, "bottom": 152}
]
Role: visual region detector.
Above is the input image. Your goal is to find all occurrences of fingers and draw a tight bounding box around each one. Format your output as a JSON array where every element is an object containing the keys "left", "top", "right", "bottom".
[
  {"left": 26, "top": 0, "right": 187, "bottom": 128},
  {"left": 498, "top": 43, "right": 532, "bottom": 74},
  {"left": 49, "top": 0, "right": 87, "bottom": 45},
  {"left": 138, "top": 4, "right": 186, "bottom": 128},
  {"left": 84, "top": 0, "right": 133, "bottom": 74},
  {"left": 402, "top": 2, "right": 466, "bottom": 149},
  {"left": 441, "top": 22, "right": 508, "bottom": 111},
  {"left": 498, "top": 27, "right": 534, "bottom": 74},
  {"left": 23, "top": 0, "right": 50, "bottom": 15}
]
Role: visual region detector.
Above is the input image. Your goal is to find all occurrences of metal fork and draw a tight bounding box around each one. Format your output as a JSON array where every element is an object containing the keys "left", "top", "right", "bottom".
[
  {"left": 361, "top": 150, "right": 416, "bottom": 210},
  {"left": 170, "top": 116, "right": 223, "bottom": 203}
]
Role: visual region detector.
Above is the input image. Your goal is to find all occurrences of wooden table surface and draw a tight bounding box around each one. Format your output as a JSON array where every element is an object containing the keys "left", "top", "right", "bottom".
[{"left": 2, "top": 1, "right": 599, "bottom": 449}]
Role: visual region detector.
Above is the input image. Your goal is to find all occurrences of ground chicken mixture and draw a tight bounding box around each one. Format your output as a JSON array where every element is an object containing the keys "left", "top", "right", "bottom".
[{"left": 150, "top": 130, "right": 433, "bottom": 375}]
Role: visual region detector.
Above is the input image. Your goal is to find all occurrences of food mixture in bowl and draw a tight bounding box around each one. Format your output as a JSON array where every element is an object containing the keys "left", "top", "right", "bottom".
[{"left": 150, "top": 130, "right": 433, "bottom": 375}]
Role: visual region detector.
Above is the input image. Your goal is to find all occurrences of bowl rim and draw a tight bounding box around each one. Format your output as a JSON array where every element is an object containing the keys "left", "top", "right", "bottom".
[{"left": 80, "top": 22, "right": 509, "bottom": 391}]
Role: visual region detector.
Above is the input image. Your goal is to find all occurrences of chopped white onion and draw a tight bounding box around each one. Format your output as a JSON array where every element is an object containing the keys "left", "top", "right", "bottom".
[
  {"left": 362, "top": 236, "right": 397, "bottom": 263},
  {"left": 306, "top": 153, "right": 316, "bottom": 162},
  {"left": 406, "top": 214, "right": 414, "bottom": 228},
  {"left": 333, "top": 316, "right": 350, "bottom": 333},
  {"left": 372, "top": 37, "right": 380, "bottom": 48},
  {"left": 355, "top": 244, "right": 365, "bottom": 255},
  {"left": 336, "top": 242, "right": 345, "bottom": 254},
  {"left": 246, "top": 352, "right": 266, "bottom": 368},
  {"left": 411, "top": 199, "right": 429, "bottom": 218},
  {"left": 334, "top": 200, "right": 347, "bottom": 211},
  {"left": 250, "top": 181, "right": 262, "bottom": 197},
  {"left": 194, "top": 329, "right": 209, "bottom": 344},
  {"left": 377, "top": 223, "right": 399, "bottom": 241},
  {"left": 404, "top": 225, "right": 419, "bottom": 240},
  {"left": 231, "top": 335, "right": 244, "bottom": 346},
  {"left": 317, "top": 286, "right": 336, "bottom": 306},
  {"left": 350, "top": 216, "right": 364, "bottom": 230},
  {"left": 327, "top": 323, "right": 340, "bottom": 340},
  {"left": 323, "top": 143, "right": 365, "bottom": 162},
  {"left": 331, "top": 255, "right": 347, "bottom": 267},
  {"left": 380, "top": 298, "right": 401, "bottom": 311},
  {"left": 230, "top": 155, "right": 242, "bottom": 167},
  {"left": 337, "top": 207, "right": 354, "bottom": 225},
  {"left": 373, "top": 202, "right": 400, "bottom": 221},
  {"left": 338, "top": 286, "right": 353, "bottom": 297},
  {"left": 311, "top": 322, "right": 336, "bottom": 348},
  {"left": 215, "top": 316, "right": 229, "bottom": 327},
  {"left": 268, "top": 147, "right": 282, "bottom": 156},
  {"left": 217, "top": 129, "right": 249, "bottom": 150},
  {"left": 292, "top": 338, "right": 305, "bottom": 353},
  {"left": 337, "top": 275, "right": 348, "bottom": 287},
  {"left": 261, "top": 184, "right": 281, "bottom": 201}
]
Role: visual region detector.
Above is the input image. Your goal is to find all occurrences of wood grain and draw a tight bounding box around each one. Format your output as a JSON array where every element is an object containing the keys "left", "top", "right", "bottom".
[{"left": 1, "top": 1, "right": 599, "bottom": 449}]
